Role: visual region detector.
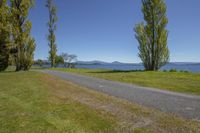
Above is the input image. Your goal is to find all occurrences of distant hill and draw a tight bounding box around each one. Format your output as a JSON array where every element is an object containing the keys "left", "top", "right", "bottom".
[
  {"left": 76, "top": 60, "right": 129, "bottom": 65},
  {"left": 76, "top": 61, "right": 109, "bottom": 65},
  {"left": 111, "top": 61, "right": 125, "bottom": 64},
  {"left": 76, "top": 60, "right": 138, "bottom": 65},
  {"left": 169, "top": 62, "right": 200, "bottom": 65}
]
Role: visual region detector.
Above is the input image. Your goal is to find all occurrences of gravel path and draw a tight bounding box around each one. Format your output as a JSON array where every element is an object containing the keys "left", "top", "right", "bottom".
[{"left": 43, "top": 70, "right": 200, "bottom": 120}]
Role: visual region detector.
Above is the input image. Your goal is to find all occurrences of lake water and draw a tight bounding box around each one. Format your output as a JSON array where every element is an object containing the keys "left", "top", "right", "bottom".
[{"left": 76, "top": 64, "right": 200, "bottom": 73}]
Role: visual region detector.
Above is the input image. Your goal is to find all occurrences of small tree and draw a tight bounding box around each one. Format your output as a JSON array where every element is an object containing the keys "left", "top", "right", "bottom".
[
  {"left": 35, "top": 59, "right": 44, "bottom": 67},
  {"left": 46, "top": 0, "right": 57, "bottom": 68},
  {"left": 61, "top": 53, "right": 68, "bottom": 67},
  {"left": 135, "top": 0, "right": 169, "bottom": 71},
  {"left": 0, "top": 0, "right": 10, "bottom": 71},
  {"left": 61, "top": 53, "right": 77, "bottom": 68},
  {"left": 55, "top": 55, "right": 64, "bottom": 67}
]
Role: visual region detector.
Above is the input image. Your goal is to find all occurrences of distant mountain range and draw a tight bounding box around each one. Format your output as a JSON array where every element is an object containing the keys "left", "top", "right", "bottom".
[
  {"left": 76, "top": 61, "right": 109, "bottom": 65},
  {"left": 76, "top": 61, "right": 200, "bottom": 65},
  {"left": 76, "top": 60, "right": 137, "bottom": 65},
  {"left": 35, "top": 59, "right": 200, "bottom": 65},
  {"left": 76, "top": 60, "right": 140, "bottom": 65}
]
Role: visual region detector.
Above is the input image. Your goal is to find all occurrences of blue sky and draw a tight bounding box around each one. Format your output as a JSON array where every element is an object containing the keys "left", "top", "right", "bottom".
[{"left": 30, "top": 0, "right": 200, "bottom": 63}]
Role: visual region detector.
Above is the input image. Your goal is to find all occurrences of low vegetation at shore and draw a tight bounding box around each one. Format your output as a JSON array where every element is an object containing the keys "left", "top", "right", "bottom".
[
  {"left": 0, "top": 71, "right": 200, "bottom": 133},
  {"left": 50, "top": 68, "right": 200, "bottom": 95}
]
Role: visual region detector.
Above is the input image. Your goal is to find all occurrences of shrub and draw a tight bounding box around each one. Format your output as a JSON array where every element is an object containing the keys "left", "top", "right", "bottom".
[{"left": 169, "top": 69, "right": 177, "bottom": 72}]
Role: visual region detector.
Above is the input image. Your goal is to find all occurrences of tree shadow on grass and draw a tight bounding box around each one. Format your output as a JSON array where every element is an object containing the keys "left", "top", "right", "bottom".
[
  {"left": 88, "top": 69, "right": 145, "bottom": 74},
  {"left": 31, "top": 67, "right": 46, "bottom": 70},
  {"left": 0, "top": 66, "right": 16, "bottom": 73},
  {"left": 0, "top": 70, "right": 15, "bottom": 73}
]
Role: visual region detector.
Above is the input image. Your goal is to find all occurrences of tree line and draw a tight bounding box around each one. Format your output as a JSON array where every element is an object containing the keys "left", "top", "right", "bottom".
[
  {"left": 0, "top": 0, "right": 64, "bottom": 71},
  {"left": 0, "top": 0, "right": 169, "bottom": 72}
]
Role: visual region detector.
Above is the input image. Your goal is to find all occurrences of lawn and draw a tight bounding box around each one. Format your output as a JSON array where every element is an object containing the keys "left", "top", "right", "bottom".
[
  {"left": 0, "top": 71, "right": 200, "bottom": 133},
  {"left": 50, "top": 68, "right": 200, "bottom": 95}
]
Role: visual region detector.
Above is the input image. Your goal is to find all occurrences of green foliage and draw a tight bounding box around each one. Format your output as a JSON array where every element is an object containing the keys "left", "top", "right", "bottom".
[
  {"left": 168, "top": 69, "right": 190, "bottom": 73},
  {"left": 10, "top": 0, "right": 35, "bottom": 71},
  {"left": 0, "top": 0, "right": 10, "bottom": 71},
  {"left": 23, "top": 38, "right": 36, "bottom": 70},
  {"left": 55, "top": 55, "right": 64, "bottom": 66},
  {"left": 181, "top": 70, "right": 189, "bottom": 73},
  {"left": 35, "top": 59, "right": 44, "bottom": 67},
  {"left": 46, "top": 0, "right": 58, "bottom": 68},
  {"left": 135, "top": 0, "right": 169, "bottom": 71},
  {"left": 169, "top": 69, "right": 177, "bottom": 72}
]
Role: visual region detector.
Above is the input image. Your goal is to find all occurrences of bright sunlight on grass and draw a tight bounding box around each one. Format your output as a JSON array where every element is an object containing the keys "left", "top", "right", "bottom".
[
  {"left": 0, "top": 71, "right": 115, "bottom": 132},
  {"left": 50, "top": 68, "right": 200, "bottom": 95},
  {"left": 1, "top": 71, "right": 200, "bottom": 133}
]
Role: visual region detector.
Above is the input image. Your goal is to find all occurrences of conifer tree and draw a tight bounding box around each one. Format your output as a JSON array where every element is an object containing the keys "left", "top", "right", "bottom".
[
  {"left": 46, "top": 0, "right": 57, "bottom": 68},
  {"left": 135, "top": 0, "right": 169, "bottom": 71}
]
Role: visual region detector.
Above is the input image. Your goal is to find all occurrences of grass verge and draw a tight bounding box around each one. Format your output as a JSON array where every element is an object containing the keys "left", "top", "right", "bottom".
[{"left": 50, "top": 68, "right": 200, "bottom": 95}]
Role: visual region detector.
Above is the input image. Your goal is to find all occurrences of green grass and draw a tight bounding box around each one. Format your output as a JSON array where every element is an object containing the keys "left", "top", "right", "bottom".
[
  {"left": 50, "top": 68, "right": 200, "bottom": 95},
  {"left": 1, "top": 71, "right": 200, "bottom": 133},
  {"left": 0, "top": 71, "right": 115, "bottom": 133}
]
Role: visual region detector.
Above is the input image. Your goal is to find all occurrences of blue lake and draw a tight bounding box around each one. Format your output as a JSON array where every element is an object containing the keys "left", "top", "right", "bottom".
[{"left": 76, "top": 64, "right": 200, "bottom": 73}]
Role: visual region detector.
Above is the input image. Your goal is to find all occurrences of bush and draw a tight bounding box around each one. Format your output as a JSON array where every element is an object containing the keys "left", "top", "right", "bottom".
[
  {"left": 169, "top": 69, "right": 190, "bottom": 73},
  {"left": 35, "top": 59, "right": 44, "bottom": 67},
  {"left": 180, "top": 70, "right": 189, "bottom": 73},
  {"left": 169, "top": 69, "right": 177, "bottom": 72}
]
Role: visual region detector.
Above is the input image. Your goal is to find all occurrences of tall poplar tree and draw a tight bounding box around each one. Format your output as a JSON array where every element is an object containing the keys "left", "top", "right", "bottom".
[
  {"left": 11, "top": 0, "right": 35, "bottom": 71},
  {"left": 46, "top": 0, "right": 57, "bottom": 68},
  {"left": 0, "top": 0, "right": 10, "bottom": 71},
  {"left": 135, "top": 0, "right": 169, "bottom": 71}
]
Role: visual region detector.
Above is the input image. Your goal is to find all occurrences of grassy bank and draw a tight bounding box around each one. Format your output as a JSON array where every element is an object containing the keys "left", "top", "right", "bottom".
[
  {"left": 0, "top": 71, "right": 200, "bottom": 132},
  {"left": 50, "top": 68, "right": 200, "bottom": 95}
]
